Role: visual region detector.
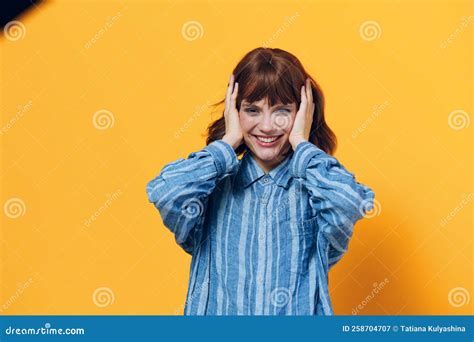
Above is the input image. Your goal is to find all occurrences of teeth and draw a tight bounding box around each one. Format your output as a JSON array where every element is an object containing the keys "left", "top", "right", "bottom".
[{"left": 256, "top": 136, "right": 278, "bottom": 143}]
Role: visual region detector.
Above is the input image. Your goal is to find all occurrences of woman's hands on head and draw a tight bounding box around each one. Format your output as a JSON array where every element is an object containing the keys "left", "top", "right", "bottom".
[
  {"left": 289, "top": 78, "right": 315, "bottom": 150},
  {"left": 221, "top": 74, "right": 243, "bottom": 150},
  {"left": 221, "top": 75, "right": 315, "bottom": 152}
]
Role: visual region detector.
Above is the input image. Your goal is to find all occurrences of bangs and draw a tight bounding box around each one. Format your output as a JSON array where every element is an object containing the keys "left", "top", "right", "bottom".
[{"left": 237, "top": 64, "right": 302, "bottom": 109}]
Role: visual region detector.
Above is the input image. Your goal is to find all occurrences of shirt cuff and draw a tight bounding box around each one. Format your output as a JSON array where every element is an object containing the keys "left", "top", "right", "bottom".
[
  {"left": 290, "top": 141, "right": 325, "bottom": 178},
  {"left": 203, "top": 140, "right": 239, "bottom": 177}
]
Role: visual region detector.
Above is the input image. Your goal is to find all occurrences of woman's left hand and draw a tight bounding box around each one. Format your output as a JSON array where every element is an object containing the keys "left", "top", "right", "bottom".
[{"left": 289, "top": 78, "right": 315, "bottom": 150}]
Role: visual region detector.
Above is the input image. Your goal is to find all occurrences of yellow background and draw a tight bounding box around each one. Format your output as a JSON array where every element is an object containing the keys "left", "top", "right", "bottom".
[{"left": 1, "top": 0, "right": 472, "bottom": 315}]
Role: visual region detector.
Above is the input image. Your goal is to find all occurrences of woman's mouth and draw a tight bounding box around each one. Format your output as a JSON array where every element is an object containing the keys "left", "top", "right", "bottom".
[{"left": 252, "top": 134, "right": 283, "bottom": 147}]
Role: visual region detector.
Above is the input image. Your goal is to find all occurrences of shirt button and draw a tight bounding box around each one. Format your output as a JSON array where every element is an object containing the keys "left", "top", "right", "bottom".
[
  {"left": 259, "top": 234, "right": 265, "bottom": 240},
  {"left": 263, "top": 177, "right": 269, "bottom": 183},
  {"left": 258, "top": 277, "right": 263, "bottom": 284}
]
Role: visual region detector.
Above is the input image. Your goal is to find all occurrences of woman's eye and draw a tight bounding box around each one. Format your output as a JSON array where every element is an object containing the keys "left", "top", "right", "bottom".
[
  {"left": 276, "top": 109, "right": 290, "bottom": 114},
  {"left": 245, "top": 108, "right": 258, "bottom": 114}
]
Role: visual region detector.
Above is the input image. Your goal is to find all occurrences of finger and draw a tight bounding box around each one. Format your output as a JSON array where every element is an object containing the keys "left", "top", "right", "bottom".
[
  {"left": 232, "top": 82, "right": 238, "bottom": 97},
  {"left": 309, "top": 102, "right": 315, "bottom": 118},
  {"left": 300, "top": 85, "right": 307, "bottom": 106},
  {"left": 225, "top": 75, "right": 235, "bottom": 113},
  {"left": 306, "top": 78, "right": 312, "bottom": 103},
  {"left": 230, "top": 82, "right": 238, "bottom": 110},
  {"left": 299, "top": 85, "right": 307, "bottom": 113},
  {"left": 227, "top": 75, "right": 234, "bottom": 99}
]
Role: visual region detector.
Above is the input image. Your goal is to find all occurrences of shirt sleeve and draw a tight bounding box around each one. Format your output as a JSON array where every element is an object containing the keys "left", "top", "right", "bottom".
[
  {"left": 289, "top": 141, "right": 375, "bottom": 268},
  {"left": 146, "top": 140, "right": 239, "bottom": 254}
]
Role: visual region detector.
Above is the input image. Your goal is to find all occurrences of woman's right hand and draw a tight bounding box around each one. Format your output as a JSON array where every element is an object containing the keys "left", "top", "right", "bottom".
[{"left": 222, "top": 74, "right": 243, "bottom": 150}]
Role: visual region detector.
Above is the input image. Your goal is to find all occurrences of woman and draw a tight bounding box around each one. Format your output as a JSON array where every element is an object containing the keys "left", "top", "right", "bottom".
[{"left": 146, "top": 47, "right": 375, "bottom": 315}]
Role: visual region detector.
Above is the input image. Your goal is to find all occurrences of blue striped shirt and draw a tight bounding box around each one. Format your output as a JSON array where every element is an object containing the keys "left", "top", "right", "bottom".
[{"left": 146, "top": 140, "right": 375, "bottom": 315}]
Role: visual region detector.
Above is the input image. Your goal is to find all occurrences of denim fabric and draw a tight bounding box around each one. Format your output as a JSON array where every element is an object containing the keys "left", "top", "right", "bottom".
[{"left": 146, "top": 140, "right": 375, "bottom": 315}]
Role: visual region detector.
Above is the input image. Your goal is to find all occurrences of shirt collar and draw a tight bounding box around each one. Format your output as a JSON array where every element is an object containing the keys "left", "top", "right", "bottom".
[{"left": 235, "top": 150, "right": 294, "bottom": 189}]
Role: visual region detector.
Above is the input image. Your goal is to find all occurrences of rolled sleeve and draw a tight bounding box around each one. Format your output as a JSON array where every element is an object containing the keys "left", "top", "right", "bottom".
[
  {"left": 290, "top": 141, "right": 324, "bottom": 178},
  {"left": 203, "top": 140, "right": 239, "bottom": 177}
]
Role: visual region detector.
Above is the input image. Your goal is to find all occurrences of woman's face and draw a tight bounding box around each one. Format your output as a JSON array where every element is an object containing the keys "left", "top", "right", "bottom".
[{"left": 239, "top": 98, "right": 297, "bottom": 171}]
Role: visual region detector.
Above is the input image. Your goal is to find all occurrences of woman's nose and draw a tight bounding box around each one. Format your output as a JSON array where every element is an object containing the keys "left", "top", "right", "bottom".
[{"left": 259, "top": 113, "right": 275, "bottom": 132}]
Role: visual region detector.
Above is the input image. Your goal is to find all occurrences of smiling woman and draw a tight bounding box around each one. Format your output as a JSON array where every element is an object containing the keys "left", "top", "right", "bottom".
[
  {"left": 146, "top": 47, "right": 375, "bottom": 315},
  {"left": 207, "top": 48, "right": 337, "bottom": 166},
  {"left": 239, "top": 99, "right": 296, "bottom": 171}
]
